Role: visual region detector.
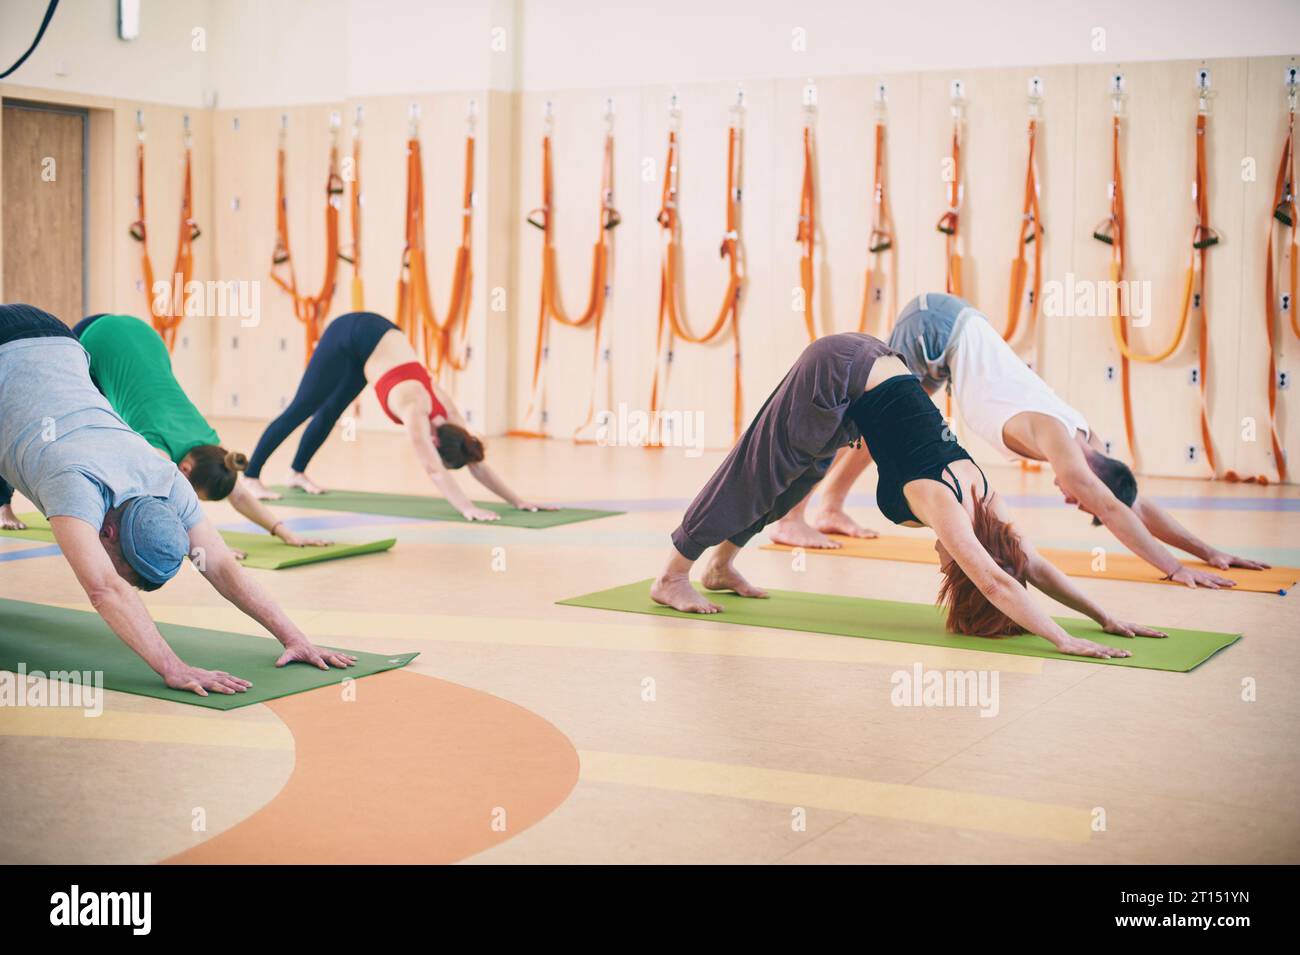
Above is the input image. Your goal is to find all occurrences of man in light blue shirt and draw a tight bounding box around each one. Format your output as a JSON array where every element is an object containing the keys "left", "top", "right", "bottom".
[{"left": 0, "top": 304, "right": 355, "bottom": 694}]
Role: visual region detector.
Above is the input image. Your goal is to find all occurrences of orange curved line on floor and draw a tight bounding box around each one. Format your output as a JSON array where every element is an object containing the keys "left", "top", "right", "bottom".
[{"left": 165, "top": 669, "right": 579, "bottom": 864}]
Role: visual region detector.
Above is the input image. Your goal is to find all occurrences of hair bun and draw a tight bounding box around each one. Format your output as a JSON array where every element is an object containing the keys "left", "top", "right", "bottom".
[{"left": 225, "top": 451, "right": 249, "bottom": 473}]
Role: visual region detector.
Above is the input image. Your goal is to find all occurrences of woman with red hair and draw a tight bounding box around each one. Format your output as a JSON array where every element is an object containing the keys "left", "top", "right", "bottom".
[{"left": 653, "top": 333, "right": 1163, "bottom": 658}]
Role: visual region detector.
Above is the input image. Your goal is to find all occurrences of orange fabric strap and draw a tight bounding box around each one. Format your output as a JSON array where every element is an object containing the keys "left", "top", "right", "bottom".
[
  {"left": 649, "top": 108, "right": 745, "bottom": 442},
  {"left": 514, "top": 115, "right": 620, "bottom": 438},
  {"left": 1260, "top": 106, "right": 1297, "bottom": 481},
  {"left": 394, "top": 121, "right": 476, "bottom": 382},
  {"left": 1005, "top": 116, "right": 1043, "bottom": 345},
  {"left": 270, "top": 118, "right": 344, "bottom": 363},
  {"left": 1098, "top": 105, "right": 1220, "bottom": 474},
  {"left": 1092, "top": 113, "right": 1136, "bottom": 458},
  {"left": 935, "top": 117, "right": 964, "bottom": 297},
  {"left": 859, "top": 118, "right": 896, "bottom": 335},
  {"left": 343, "top": 109, "right": 364, "bottom": 312},
  {"left": 128, "top": 116, "right": 200, "bottom": 353},
  {"left": 797, "top": 124, "right": 817, "bottom": 341}
]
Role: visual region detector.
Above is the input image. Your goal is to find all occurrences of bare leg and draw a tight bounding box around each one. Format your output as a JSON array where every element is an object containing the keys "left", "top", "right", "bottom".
[
  {"left": 701, "top": 541, "right": 769, "bottom": 598},
  {"left": 241, "top": 478, "right": 281, "bottom": 501},
  {"left": 286, "top": 470, "right": 326, "bottom": 495},
  {"left": 811, "top": 443, "right": 879, "bottom": 539},
  {"left": 651, "top": 549, "right": 721, "bottom": 613}
]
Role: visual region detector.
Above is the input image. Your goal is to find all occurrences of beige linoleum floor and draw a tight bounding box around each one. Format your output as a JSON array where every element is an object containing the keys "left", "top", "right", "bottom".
[{"left": 2, "top": 420, "right": 1297, "bottom": 863}]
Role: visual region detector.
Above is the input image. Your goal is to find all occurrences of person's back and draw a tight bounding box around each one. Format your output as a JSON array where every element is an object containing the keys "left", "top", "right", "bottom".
[
  {"left": 947, "top": 312, "right": 1087, "bottom": 460},
  {"left": 0, "top": 308, "right": 193, "bottom": 528},
  {"left": 886, "top": 294, "right": 1087, "bottom": 461},
  {"left": 78, "top": 313, "right": 218, "bottom": 463}
]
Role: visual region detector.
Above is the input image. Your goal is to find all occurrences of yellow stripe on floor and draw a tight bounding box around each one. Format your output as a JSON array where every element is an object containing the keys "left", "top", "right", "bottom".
[
  {"left": 577, "top": 750, "right": 1092, "bottom": 844},
  {"left": 45, "top": 601, "right": 1046, "bottom": 672},
  {"left": 237, "top": 608, "right": 1049, "bottom": 672},
  {"left": 0, "top": 706, "right": 294, "bottom": 750}
]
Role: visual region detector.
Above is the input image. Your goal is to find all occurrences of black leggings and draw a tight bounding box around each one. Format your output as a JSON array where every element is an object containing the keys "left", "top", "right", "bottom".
[
  {"left": 245, "top": 312, "right": 397, "bottom": 479},
  {"left": 73, "top": 313, "right": 108, "bottom": 339},
  {"left": 0, "top": 305, "right": 76, "bottom": 508}
]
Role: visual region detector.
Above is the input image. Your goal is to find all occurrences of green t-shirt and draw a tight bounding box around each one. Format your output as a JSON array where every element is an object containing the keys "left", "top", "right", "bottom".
[{"left": 78, "top": 314, "right": 221, "bottom": 464}]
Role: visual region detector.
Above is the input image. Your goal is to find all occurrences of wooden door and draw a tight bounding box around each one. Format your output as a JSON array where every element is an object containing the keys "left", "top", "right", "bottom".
[{"left": 2, "top": 100, "right": 86, "bottom": 325}]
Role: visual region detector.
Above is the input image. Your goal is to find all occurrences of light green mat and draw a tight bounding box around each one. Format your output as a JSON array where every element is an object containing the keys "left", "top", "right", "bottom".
[
  {"left": 268, "top": 486, "right": 621, "bottom": 528},
  {"left": 0, "top": 513, "right": 395, "bottom": 570},
  {"left": 559, "top": 581, "right": 1241, "bottom": 671},
  {"left": 0, "top": 597, "right": 417, "bottom": 710}
]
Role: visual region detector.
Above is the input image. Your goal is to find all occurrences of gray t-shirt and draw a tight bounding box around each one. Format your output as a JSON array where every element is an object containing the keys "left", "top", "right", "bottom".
[{"left": 0, "top": 336, "right": 202, "bottom": 530}]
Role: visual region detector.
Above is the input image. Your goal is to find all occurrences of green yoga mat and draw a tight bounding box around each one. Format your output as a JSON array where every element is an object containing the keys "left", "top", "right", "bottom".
[
  {"left": 213, "top": 532, "right": 395, "bottom": 569},
  {"left": 0, "top": 598, "right": 417, "bottom": 710},
  {"left": 0, "top": 513, "right": 395, "bottom": 570},
  {"left": 268, "top": 486, "right": 621, "bottom": 528},
  {"left": 559, "top": 581, "right": 1241, "bottom": 671}
]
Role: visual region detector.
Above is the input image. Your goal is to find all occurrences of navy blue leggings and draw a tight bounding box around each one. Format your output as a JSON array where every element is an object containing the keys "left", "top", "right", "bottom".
[
  {"left": 245, "top": 312, "right": 397, "bottom": 479},
  {"left": 72, "top": 314, "right": 108, "bottom": 339}
]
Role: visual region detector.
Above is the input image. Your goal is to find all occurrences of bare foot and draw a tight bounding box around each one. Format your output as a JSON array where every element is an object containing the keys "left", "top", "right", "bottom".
[
  {"left": 813, "top": 507, "right": 879, "bottom": 539},
  {"left": 768, "top": 515, "right": 841, "bottom": 549},
  {"left": 286, "top": 471, "right": 326, "bottom": 495},
  {"left": 241, "top": 478, "right": 281, "bottom": 501},
  {"left": 0, "top": 504, "right": 27, "bottom": 530},
  {"left": 650, "top": 573, "right": 721, "bottom": 613},
  {"left": 701, "top": 561, "right": 769, "bottom": 598}
]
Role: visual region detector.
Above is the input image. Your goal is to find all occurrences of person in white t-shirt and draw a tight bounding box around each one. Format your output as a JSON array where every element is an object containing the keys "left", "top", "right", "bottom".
[{"left": 771, "top": 293, "right": 1267, "bottom": 589}]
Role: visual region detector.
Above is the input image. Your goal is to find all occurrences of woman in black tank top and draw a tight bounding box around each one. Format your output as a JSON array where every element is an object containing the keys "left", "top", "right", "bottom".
[
  {"left": 654, "top": 334, "right": 1164, "bottom": 660},
  {"left": 845, "top": 375, "right": 988, "bottom": 527}
]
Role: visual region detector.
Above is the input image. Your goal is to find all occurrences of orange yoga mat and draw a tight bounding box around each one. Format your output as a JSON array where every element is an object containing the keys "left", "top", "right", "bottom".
[{"left": 760, "top": 535, "right": 1295, "bottom": 595}]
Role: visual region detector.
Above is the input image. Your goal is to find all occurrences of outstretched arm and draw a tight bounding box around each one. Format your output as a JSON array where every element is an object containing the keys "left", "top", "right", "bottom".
[
  {"left": 227, "top": 481, "right": 331, "bottom": 548},
  {"left": 466, "top": 460, "right": 555, "bottom": 512},
  {"left": 421, "top": 383, "right": 551, "bottom": 512},
  {"left": 1044, "top": 428, "right": 1235, "bottom": 589},
  {"left": 187, "top": 519, "right": 355, "bottom": 670},
  {"left": 49, "top": 515, "right": 251, "bottom": 696},
  {"left": 983, "top": 495, "right": 1164, "bottom": 637},
  {"left": 1021, "top": 547, "right": 1167, "bottom": 639},
  {"left": 1131, "top": 496, "right": 1270, "bottom": 571},
  {"left": 923, "top": 495, "right": 1131, "bottom": 659},
  {"left": 403, "top": 414, "right": 499, "bottom": 521}
]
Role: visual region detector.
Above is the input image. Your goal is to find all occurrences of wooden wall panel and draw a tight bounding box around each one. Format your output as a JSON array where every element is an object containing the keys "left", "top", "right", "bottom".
[
  {"left": 522, "top": 54, "right": 1295, "bottom": 479},
  {"left": 105, "top": 103, "right": 214, "bottom": 414},
  {"left": 1234, "top": 56, "right": 1299, "bottom": 482},
  {"left": 5, "top": 52, "right": 1297, "bottom": 480}
]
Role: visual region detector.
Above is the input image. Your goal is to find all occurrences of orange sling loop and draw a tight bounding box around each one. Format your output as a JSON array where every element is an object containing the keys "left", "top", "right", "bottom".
[
  {"left": 338, "top": 106, "right": 364, "bottom": 312},
  {"left": 859, "top": 87, "right": 897, "bottom": 336},
  {"left": 1005, "top": 83, "right": 1044, "bottom": 346},
  {"left": 935, "top": 87, "right": 965, "bottom": 298},
  {"left": 1232, "top": 75, "right": 1298, "bottom": 483},
  {"left": 796, "top": 85, "right": 818, "bottom": 341},
  {"left": 393, "top": 102, "right": 476, "bottom": 383},
  {"left": 270, "top": 112, "right": 344, "bottom": 363},
  {"left": 1094, "top": 77, "right": 1220, "bottom": 473},
  {"left": 128, "top": 111, "right": 201, "bottom": 353},
  {"left": 650, "top": 92, "right": 746, "bottom": 443},
  {"left": 512, "top": 101, "right": 620, "bottom": 438}
]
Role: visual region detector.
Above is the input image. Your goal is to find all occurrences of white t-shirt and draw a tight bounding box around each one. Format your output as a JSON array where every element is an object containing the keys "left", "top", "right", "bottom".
[{"left": 949, "top": 313, "right": 1089, "bottom": 460}]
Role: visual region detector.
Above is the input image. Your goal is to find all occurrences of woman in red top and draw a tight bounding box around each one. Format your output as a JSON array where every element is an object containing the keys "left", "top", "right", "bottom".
[{"left": 243, "top": 312, "right": 550, "bottom": 521}]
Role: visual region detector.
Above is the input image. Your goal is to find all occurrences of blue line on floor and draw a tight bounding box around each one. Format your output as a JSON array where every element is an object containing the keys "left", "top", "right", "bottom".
[
  {"left": 218, "top": 514, "right": 418, "bottom": 534},
  {"left": 561, "top": 494, "right": 1300, "bottom": 514},
  {"left": 0, "top": 544, "right": 61, "bottom": 563}
]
